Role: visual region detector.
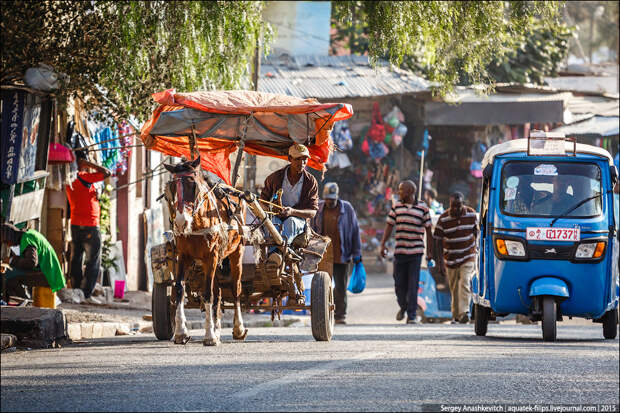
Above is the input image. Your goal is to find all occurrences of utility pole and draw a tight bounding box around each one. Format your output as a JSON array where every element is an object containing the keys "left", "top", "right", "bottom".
[{"left": 244, "top": 32, "right": 261, "bottom": 192}]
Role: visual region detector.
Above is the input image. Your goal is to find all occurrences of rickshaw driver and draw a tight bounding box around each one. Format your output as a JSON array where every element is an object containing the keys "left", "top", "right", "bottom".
[
  {"left": 260, "top": 143, "right": 319, "bottom": 266},
  {"left": 531, "top": 174, "right": 575, "bottom": 216}
]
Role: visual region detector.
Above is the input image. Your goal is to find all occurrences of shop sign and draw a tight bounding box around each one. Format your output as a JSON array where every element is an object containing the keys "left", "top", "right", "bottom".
[{"left": 1, "top": 90, "right": 25, "bottom": 184}]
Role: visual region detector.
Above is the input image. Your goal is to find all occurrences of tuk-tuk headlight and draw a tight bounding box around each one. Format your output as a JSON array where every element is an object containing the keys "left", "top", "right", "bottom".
[
  {"left": 495, "top": 239, "right": 526, "bottom": 257},
  {"left": 575, "top": 241, "right": 606, "bottom": 259}
]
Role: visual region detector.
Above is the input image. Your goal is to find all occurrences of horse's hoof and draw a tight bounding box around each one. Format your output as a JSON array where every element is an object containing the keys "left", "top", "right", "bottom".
[
  {"left": 233, "top": 329, "right": 248, "bottom": 341},
  {"left": 203, "top": 338, "right": 220, "bottom": 346},
  {"left": 174, "top": 334, "right": 190, "bottom": 345}
]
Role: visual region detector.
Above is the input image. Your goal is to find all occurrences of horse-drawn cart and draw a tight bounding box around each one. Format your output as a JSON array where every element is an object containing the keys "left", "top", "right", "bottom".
[{"left": 140, "top": 90, "right": 353, "bottom": 344}]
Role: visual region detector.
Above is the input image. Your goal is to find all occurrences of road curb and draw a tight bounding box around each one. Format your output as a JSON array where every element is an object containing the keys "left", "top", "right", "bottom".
[{"left": 65, "top": 316, "right": 306, "bottom": 340}]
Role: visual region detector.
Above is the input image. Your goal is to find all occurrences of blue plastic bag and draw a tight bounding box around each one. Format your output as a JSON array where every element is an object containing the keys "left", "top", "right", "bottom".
[{"left": 347, "top": 261, "right": 366, "bottom": 294}]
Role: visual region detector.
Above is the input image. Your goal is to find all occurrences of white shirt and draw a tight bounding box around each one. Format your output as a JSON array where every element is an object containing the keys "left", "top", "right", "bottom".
[{"left": 281, "top": 167, "right": 304, "bottom": 207}]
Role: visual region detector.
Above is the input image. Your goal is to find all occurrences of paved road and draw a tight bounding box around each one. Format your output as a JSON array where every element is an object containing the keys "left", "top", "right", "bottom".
[{"left": 2, "top": 274, "right": 618, "bottom": 412}]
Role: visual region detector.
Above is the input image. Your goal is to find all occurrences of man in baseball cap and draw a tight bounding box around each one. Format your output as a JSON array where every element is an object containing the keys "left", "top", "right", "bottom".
[
  {"left": 260, "top": 143, "right": 319, "bottom": 303},
  {"left": 311, "top": 182, "right": 362, "bottom": 324}
]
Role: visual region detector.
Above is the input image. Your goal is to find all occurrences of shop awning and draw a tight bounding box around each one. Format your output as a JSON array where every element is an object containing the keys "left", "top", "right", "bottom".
[
  {"left": 551, "top": 116, "right": 619, "bottom": 138},
  {"left": 422, "top": 90, "right": 571, "bottom": 126}
]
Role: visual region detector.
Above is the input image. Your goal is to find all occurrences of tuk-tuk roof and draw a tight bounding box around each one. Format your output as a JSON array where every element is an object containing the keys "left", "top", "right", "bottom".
[
  {"left": 140, "top": 89, "right": 354, "bottom": 184},
  {"left": 481, "top": 138, "right": 614, "bottom": 169}
]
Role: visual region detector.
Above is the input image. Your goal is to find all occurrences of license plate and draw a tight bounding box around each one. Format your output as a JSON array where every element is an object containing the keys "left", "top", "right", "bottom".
[{"left": 526, "top": 227, "right": 580, "bottom": 242}]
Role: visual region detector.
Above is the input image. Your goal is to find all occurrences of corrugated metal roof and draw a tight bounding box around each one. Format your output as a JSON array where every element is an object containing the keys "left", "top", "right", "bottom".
[
  {"left": 552, "top": 116, "right": 619, "bottom": 137},
  {"left": 258, "top": 54, "right": 430, "bottom": 99}
]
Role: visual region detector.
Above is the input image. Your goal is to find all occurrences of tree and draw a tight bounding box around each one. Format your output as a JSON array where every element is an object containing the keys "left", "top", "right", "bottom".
[
  {"left": 1, "top": 1, "right": 272, "bottom": 121},
  {"left": 331, "top": 1, "right": 562, "bottom": 93},
  {"left": 564, "top": 1, "right": 619, "bottom": 64}
]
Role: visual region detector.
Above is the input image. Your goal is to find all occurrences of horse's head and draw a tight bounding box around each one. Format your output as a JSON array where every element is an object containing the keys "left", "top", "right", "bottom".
[{"left": 164, "top": 157, "right": 202, "bottom": 234}]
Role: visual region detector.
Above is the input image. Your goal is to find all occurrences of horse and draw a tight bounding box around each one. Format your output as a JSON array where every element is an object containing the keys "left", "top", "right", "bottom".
[{"left": 163, "top": 157, "right": 247, "bottom": 346}]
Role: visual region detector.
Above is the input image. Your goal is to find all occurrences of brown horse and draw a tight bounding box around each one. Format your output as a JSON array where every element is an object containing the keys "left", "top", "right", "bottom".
[{"left": 163, "top": 157, "right": 247, "bottom": 346}]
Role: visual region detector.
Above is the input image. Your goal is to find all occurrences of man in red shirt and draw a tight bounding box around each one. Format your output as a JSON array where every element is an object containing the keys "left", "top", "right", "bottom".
[{"left": 65, "top": 152, "right": 111, "bottom": 303}]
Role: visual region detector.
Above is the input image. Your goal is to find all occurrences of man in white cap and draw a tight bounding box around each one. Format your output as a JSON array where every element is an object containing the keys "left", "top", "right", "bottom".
[
  {"left": 311, "top": 182, "right": 361, "bottom": 324},
  {"left": 260, "top": 144, "right": 319, "bottom": 271}
]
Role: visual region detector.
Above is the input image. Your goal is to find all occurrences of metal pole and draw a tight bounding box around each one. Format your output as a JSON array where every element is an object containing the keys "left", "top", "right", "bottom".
[
  {"left": 190, "top": 124, "right": 198, "bottom": 160},
  {"left": 231, "top": 114, "right": 251, "bottom": 187},
  {"left": 418, "top": 149, "right": 424, "bottom": 201}
]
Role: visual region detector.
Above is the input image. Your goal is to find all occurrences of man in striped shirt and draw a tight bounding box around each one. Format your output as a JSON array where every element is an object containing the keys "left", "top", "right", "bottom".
[
  {"left": 434, "top": 192, "right": 478, "bottom": 324},
  {"left": 380, "top": 180, "right": 433, "bottom": 324}
]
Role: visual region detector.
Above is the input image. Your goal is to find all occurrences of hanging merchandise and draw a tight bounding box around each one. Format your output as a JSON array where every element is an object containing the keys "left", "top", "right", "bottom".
[
  {"left": 470, "top": 140, "right": 487, "bottom": 178},
  {"left": 115, "top": 122, "right": 133, "bottom": 176},
  {"left": 417, "top": 129, "right": 430, "bottom": 157},
  {"left": 361, "top": 138, "right": 370, "bottom": 156},
  {"left": 367, "top": 102, "right": 386, "bottom": 143},
  {"left": 332, "top": 120, "right": 353, "bottom": 151},
  {"left": 48, "top": 142, "right": 74, "bottom": 163},
  {"left": 369, "top": 141, "right": 389, "bottom": 160},
  {"left": 327, "top": 151, "right": 352, "bottom": 169}
]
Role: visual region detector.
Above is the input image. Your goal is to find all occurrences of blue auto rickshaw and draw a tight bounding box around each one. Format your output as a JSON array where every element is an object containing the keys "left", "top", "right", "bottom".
[{"left": 472, "top": 133, "right": 619, "bottom": 341}]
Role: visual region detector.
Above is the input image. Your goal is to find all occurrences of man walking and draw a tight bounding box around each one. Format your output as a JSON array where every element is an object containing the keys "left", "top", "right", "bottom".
[
  {"left": 380, "top": 180, "right": 433, "bottom": 324},
  {"left": 311, "top": 182, "right": 362, "bottom": 325},
  {"left": 434, "top": 192, "right": 478, "bottom": 324},
  {"left": 65, "top": 152, "right": 111, "bottom": 304}
]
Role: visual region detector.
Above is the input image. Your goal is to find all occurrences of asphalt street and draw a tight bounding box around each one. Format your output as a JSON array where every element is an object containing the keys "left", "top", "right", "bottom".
[{"left": 1, "top": 273, "right": 618, "bottom": 412}]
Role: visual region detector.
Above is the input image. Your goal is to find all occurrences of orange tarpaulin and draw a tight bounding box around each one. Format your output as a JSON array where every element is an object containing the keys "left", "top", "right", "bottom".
[{"left": 140, "top": 89, "right": 354, "bottom": 185}]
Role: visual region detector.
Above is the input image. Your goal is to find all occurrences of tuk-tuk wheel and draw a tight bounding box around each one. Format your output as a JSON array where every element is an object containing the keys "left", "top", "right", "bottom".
[
  {"left": 541, "top": 296, "right": 557, "bottom": 342},
  {"left": 152, "top": 283, "right": 176, "bottom": 340},
  {"left": 602, "top": 309, "right": 618, "bottom": 340},
  {"left": 474, "top": 304, "right": 489, "bottom": 336}
]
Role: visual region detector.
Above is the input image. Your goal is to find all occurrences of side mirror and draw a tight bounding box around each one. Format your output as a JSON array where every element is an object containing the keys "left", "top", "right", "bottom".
[
  {"left": 611, "top": 165, "right": 618, "bottom": 186},
  {"left": 483, "top": 164, "right": 493, "bottom": 180}
]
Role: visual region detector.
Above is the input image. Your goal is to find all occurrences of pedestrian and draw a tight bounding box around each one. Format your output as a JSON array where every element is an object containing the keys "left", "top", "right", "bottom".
[
  {"left": 1, "top": 223, "right": 66, "bottom": 299},
  {"left": 311, "top": 182, "right": 362, "bottom": 325},
  {"left": 380, "top": 180, "right": 433, "bottom": 324},
  {"left": 423, "top": 187, "right": 444, "bottom": 217},
  {"left": 433, "top": 191, "right": 478, "bottom": 324},
  {"left": 65, "top": 152, "right": 111, "bottom": 304}
]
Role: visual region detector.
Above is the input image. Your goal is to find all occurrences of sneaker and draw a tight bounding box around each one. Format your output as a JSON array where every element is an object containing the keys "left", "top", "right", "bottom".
[
  {"left": 335, "top": 319, "right": 347, "bottom": 325},
  {"left": 84, "top": 296, "right": 103, "bottom": 305},
  {"left": 396, "top": 308, "right": 406, "bottom": 321},
  {"left": 406, "top": 315, "right": 422, "bottom": 324},
  {"left": 458, "top": 314, "right": 470, "bottom": 324},
  {"left": 450, "top": 320, "right": 458, "bottom": 325}
]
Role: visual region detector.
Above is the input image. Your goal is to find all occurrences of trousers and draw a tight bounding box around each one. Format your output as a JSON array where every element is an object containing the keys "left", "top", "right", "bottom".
[
  {"left": 333, "top": 262, "right": 350, "bottom": 320},
  {"left": 393, "top": 254, "right": 423, "bottom": 320},
  {"left": 446, "top": 260, "right": 475, "bottom": 319},
  {"left": 69, "top": 225, "right": 101, "bottom": 299}
]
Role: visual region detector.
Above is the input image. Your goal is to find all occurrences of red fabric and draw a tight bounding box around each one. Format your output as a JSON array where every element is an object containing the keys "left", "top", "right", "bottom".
[
  {"left": 65, "top": 172, "right": 105, "bottom": 227},
  {"left": 367, "top": 102, "right": 386, "bottom": 143},
  {"left": 48, "top": 143, "right": 75, "bottom": 163}
]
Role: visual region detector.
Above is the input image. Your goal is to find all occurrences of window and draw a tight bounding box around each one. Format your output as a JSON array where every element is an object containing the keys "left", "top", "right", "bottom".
[{"left": 500, "top": 161, "right": 602, "bottom": 218}]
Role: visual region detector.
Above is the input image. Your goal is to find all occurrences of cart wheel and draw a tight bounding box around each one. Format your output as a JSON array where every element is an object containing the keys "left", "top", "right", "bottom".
[
  {"left": 311, "top": 271, "right": 334, "bottom": 341},
  {"left": 602, "top": 309, "right": 618, "bottom": 339},
  {"left": 474, "top": 304, "right": 489, "bottom": 336},
  {"left": 541, "top": 296, "right": 557, "bottom": 342},
  {"left": 152, "top": 283, "right": 175, "bottom": 340}
]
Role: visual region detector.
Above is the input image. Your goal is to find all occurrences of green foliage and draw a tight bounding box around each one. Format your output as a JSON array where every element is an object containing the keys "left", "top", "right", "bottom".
[
  {"left": 565, "top": 1, "right": 619, "bottom": 63},
  {"left": 98, "top": 184, "right": 117, "bottom": 273},
  {"left": 1, "top": 1, "right": 272, "bottom": 122},
  {"left": 331, "top": 1, "right": 563, "bottom": 94},
  {"left": 486, "top": 20, "right": 571, "bottom": 84}
]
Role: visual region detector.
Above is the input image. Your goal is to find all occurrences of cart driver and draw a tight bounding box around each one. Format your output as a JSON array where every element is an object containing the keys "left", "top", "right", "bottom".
[{"left": 260, "top": 143, "right": 319, "bottom": 265}]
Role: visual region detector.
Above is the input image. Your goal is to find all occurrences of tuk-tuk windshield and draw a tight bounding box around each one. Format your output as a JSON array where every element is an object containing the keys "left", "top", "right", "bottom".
[{"left": 501, "top": 161, "right": 602, "bottom": 218}]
